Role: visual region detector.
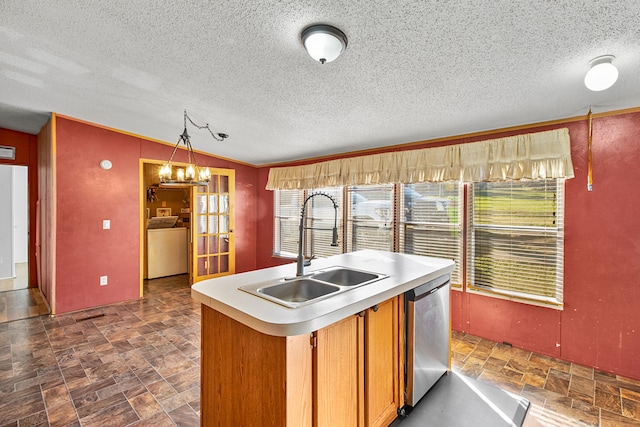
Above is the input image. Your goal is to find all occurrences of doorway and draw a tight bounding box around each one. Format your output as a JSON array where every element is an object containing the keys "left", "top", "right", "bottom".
[
  {"left": 0, "top": 164, "right": 47, "bottom": 323},
  {"left": 141, "top": 161, "right": 235, "bottom": 294},
  {"left": 0, "top": 164, "right": 28, "bottom": 292}
]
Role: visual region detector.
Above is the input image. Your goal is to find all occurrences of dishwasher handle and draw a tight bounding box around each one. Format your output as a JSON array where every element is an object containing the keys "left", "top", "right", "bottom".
[{"left": 406, "top": 274, "right": 450, "bottom": 301}]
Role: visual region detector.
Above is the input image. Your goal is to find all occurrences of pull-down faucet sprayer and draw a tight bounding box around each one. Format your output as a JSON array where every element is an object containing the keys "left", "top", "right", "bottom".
[{"left": 297, "top": 192, "right": 339, "bottom": 276}]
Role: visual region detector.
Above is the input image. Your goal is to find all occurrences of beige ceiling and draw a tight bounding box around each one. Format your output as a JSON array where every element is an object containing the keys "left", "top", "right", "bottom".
[{"left": 1, "top": 1, "right": 639, "bottom": 166}]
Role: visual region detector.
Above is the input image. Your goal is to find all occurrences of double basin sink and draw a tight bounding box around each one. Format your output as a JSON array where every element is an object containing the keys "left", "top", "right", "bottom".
[{"left": 239, "top": 266, "right": 388, "bottom": 308}]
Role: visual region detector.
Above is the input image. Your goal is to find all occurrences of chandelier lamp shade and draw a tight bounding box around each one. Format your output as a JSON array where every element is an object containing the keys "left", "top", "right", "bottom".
[
  {"left": 301, "top": 24, "right": 348, "bottom": 64},
  {"left": 159, "top": 110, "right": 228, "bottom": 186},
  {"left": 584, "top": 55, "right": 618, "bottom": 92}
]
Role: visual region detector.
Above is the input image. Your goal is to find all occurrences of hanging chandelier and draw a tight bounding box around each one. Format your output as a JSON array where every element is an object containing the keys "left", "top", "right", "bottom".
[{"left": 159, "top": 110, "right": 228, "bottom": 186}]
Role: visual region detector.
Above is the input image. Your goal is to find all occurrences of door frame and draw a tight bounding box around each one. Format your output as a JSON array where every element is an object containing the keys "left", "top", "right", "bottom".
[{"left": 139, "top": 160, "right": 235, "bottom": 295}]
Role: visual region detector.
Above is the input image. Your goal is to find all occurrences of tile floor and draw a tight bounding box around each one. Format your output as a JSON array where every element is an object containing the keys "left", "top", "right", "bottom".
[
  {"left": 451, "top": 331, "right": 640, "bottom": 427},
  {"left": 0, "top": 288, "right": 50, "bottom": 323},
  {"left": 1, "top": 273, "right": 639, "bottom": 426},
  {"left": 0, "top": 274, "right": 200, "bottom": 426}
]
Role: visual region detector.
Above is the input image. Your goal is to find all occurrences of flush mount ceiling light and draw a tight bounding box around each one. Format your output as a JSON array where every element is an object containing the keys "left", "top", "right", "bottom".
[
  {"left": 158, "top": 110, "right": 228, "bottom": 187},
  {"left": 301, "top": 24, "right": 348, "bottom": 64},
  {"left": 584, "top": 55, "right": 618, "bottom": 91}
]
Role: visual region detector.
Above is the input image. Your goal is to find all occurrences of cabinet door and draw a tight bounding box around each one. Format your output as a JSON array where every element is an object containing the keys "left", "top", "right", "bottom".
[
  {"left": 314, "top": 314, "right": 364, "bottom": 427},
  {"left": 365, "top": 297, "right": 400, "bottom": 427}
]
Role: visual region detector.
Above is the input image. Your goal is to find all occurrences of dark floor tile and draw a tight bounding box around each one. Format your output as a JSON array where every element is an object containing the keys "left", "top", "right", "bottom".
[
  {"left": 623, "top": 388, "right": 640, "bottom": 403},
  {"left": 47, "top": 401, "right": 79, "bottom": 427},
  {"left": 128, "top": 410, "right": 176, "bottom": 427},
  {"left": 545, "top": 372, "right": 570, "bottom": 396},
  {"left": 165, "top": 366, "right": 200, "bottom": 393},
  {"left": 146, "top": 379, "right": 178, "bottom": 402},
  {"left": 0, "top": 387, "right": 45, "bottom": 425},
  {"left": 128, "top": 391, "right": 164, "bottom": 419},
  {"left": 15, "top": 410, "right": 48, "bottom": 427},
  {"left": 596, "top": 388, "right": 622, "bottom": 414},
  {"left": 70, "top": 377, "right": 116, "bottom": 408},
  {"left": 570, "top": 374, "right": 595, "bottom": 397},
  {"left": 79, "top": 400, "right": 139, "bottom": 427},
  {"left": 95, "top": 377, "right": 143, "bottom": 401},
  {"left": 76, "top": 392, "right": 128, "bottom": 419},
  {"left": 623, "top": 398, "right": 640, "bottom": 421},
  {"left": 168, "top": 403, "right": 200, "bottom": 427},
  {"left": 601, "top": 409, "right": 640, "bottom": 427}
]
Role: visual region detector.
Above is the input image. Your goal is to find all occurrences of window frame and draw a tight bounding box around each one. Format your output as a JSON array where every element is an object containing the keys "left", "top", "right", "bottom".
[
  {"left": 273, "top": 179, "right": 565, "bottom": 309},
  {"left": 397, "top": 182, "right": 464, "bottom": 288},
  {"left": 466, "top": 179, "right": 565, "bottom": 308}
]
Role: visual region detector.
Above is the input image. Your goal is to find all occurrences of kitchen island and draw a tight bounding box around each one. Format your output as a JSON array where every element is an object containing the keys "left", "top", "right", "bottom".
[{"left": 192, "top": 250, "right": 454, "bottom": 427}]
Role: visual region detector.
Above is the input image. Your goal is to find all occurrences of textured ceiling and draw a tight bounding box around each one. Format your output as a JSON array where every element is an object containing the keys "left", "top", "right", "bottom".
[{"left": 1, "top": 1, "right": 639, "bottom": 165}]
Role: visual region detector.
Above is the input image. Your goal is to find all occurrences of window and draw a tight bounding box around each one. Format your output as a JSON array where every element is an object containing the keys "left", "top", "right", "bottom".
[
  {"left": 306, "top": 188, "right": 343, "bottom": 259},
  {"left": 273, "top": 178, "right": 565, "bottom": 308},
  {"left": 273, "top": 190, "right": 302, "bottom": 257},
  {"left": 468, "top": 180, "right": 564, "bottom": 307},
  {"left": 399, "top": 183, "right": 463, "bottom": 286},
  {"left": 345, "top": 185, "right": 394, "bottom": 252},
  {"left": 273, "top": 188, "right": 342, "bottom": 259}
]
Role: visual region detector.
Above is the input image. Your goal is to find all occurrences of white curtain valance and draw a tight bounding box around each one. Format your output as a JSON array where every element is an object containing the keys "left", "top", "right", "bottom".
[{"left": 266, "top": 128, "right": 574, "bottom": 190}]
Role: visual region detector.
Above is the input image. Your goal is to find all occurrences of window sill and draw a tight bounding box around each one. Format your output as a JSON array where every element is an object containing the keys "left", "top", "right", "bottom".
[{"left": 466, "top": 285, "right": 563, "bottom": 310}]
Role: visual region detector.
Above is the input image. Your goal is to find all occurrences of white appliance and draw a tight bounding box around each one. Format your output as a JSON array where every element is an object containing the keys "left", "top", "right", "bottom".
[{"left": 147, "top": 227, "right": 188, "bottom": 279}]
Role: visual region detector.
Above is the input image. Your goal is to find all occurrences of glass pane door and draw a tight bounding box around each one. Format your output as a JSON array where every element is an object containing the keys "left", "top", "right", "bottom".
[{"left": 193, "top": 169, "right": 235, "bottom": 282}]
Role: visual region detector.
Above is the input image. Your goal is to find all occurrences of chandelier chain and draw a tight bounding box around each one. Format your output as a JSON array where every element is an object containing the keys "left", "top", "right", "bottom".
[{"left": 184, "top": 110, "right": 228, "bottom": 142}]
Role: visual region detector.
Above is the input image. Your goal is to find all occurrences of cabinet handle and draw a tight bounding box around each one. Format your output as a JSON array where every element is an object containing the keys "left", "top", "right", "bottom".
[
  {"left": 357, "top": 311, "right": 365, "bottom": 318},
  {"left": 371, "top": 304, "right": 379, "bottom": 312}
]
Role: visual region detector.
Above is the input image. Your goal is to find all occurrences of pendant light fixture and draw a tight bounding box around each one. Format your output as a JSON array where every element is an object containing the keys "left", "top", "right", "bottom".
[
  {"left": 584, "top": 55, "right": 618, "bottom": 91},
  {"left": 159, "top": 110, "right": 228, "bottom": 186},
  {"left": 301, "top": 24, "right": 348, "bottom": 64}
]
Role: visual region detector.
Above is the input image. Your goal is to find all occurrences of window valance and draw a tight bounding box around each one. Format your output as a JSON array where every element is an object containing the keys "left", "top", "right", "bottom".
[{"left": 266, "top": 128, "right": 574, "bottom": 190}]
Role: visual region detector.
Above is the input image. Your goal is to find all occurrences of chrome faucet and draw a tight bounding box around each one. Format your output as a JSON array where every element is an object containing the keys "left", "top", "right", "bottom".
[{"left": 297, "top": 192, "right": 339, "bottom": 276}]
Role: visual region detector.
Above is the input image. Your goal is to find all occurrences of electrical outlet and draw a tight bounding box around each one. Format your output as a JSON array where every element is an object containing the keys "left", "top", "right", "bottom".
[
  {"left": 100, "top": 276, "right": 108, "bottom": 286},
  {"left": 103, "top": 220, "right": 110, "bottom": 229}
]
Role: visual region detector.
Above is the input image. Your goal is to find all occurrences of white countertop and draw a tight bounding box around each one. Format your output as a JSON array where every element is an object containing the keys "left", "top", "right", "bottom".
[{"left": 191, "top": 250, "right": 455, "bottom": 337}]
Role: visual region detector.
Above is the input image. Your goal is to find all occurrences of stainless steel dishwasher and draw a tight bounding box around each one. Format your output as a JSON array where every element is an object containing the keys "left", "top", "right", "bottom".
[{"left": 404, "top": 274, "right": 450, "bottom": 408}]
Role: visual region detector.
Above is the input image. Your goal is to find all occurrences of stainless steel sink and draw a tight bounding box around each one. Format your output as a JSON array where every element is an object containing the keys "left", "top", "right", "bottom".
[
  {"left": 258, "top": 279, "right": 339, "bottom": 302},
  {"left": 239, "top": 266, "right": 387, "bottom": 308},
  {"left": 311, "top": 268, "right": 380, "bottom": 286}
]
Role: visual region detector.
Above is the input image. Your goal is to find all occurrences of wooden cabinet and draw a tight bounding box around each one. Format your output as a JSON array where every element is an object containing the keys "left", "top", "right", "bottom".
[
  {"left": 364, "top": 297, "right": 401, "bottom": 427},
  {"left": 314, "top": 313, "right": 364, "bottom": 427},
  {"left": 200, "top": 295, "right": 402, "bottom": 427},
  {"left": 200, "top": 305, "right": 313, "bottom": 427},
  {"left": 313, "top": 296, "right": 401, "bottom": 427}
]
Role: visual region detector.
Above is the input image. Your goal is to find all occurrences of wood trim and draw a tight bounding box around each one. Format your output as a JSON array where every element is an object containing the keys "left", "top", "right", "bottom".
[
  {"left": 50, "top": 114, "right": 57, "bottom": 314},
  {"left": 138, "top": 159, "right": 145, "bottom": 297}
]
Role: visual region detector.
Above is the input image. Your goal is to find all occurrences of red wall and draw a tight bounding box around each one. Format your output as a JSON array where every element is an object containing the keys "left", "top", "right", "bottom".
[
  {"left": 0, "top": 127, "right": 39, "bottom": 288},
  {"left": 53, "top": 117, "right": 258, "bottom": 313},
  {"left": 255, "top": 110, "right": 640, "bottom": 380}
]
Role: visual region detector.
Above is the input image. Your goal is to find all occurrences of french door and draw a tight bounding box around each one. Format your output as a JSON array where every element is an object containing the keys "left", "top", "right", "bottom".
[{"left": 192, "top": 169, "right": 235, "bottom": 282}]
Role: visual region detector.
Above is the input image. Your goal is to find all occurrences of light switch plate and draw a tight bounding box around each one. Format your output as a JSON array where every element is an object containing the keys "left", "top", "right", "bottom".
[
  {"left": 103, "top": 220, "right": 110, "bottom": 229},
  {"left": 100, "top": 276, "right": 108, "bottom": 286}
]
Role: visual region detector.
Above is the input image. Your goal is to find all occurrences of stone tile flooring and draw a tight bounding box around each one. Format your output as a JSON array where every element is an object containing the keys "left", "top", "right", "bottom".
[
  {"left": 1, "top": 273, "right": 639, "bottom": 426},
  {"left": 0, "top": 274, "right": 200, "bottom": 426},
  {"left": 451, "top": 331, "right": 640, "bottom": 427}
]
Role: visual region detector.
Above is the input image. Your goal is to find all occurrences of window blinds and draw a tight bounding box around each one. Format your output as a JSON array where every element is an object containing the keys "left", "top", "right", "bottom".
[{"left": 467, "top": 180, "right": 564, "bottom": 306}]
